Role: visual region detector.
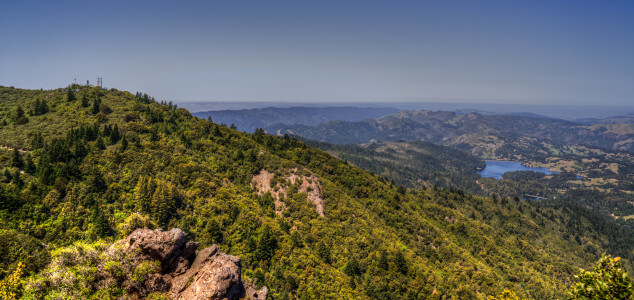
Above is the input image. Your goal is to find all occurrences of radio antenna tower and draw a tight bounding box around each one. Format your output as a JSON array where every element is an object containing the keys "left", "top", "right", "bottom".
[{"left": 97, "top": 77, "right": 103, "bottom": 88}]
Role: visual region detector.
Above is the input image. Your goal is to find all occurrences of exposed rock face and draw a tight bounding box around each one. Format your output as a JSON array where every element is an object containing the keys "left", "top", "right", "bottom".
[
  {"left": 252, "top": 168, "right": 324, "bottom": 217},
  {"left": 125, "top": 228, "right": 198, "bottom": 274},
  {"left": 120, "top": 228, "right": 266, "bottom": 300}
]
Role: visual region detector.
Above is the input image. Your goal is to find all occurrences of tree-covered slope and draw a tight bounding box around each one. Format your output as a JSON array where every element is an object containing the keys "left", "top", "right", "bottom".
[
  {"left": 0, "top": 85, "right": 632, "bottom": 299},
  {"left": 303, "top": 139, "right": 485, "bottom": 194}
]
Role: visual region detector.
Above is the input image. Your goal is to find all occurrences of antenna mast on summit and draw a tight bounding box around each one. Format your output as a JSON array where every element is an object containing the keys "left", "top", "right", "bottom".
[{"left": 97, "top": 77, "right": 103, "bottom": 88}]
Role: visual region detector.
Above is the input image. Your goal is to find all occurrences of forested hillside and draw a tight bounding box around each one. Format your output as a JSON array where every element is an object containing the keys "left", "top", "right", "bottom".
[
  {"left": 304, "top": 140, "right": 485, "bottom": 194},
  {"left": 0, "top": 85, "right": 633, "bottom": 299}
]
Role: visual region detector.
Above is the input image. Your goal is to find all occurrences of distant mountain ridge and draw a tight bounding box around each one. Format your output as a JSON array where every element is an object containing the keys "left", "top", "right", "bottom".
[
  {"left": 268, "top": 110, "right": 634, "bottom": 156},
  {"left": 575, "top": 113, "right": 634, "bottom": 125},
  {"left": 192, "top": 106, "right": 399, "bottom": 132}
]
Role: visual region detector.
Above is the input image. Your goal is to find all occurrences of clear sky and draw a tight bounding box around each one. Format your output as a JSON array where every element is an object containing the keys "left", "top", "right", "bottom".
[{"left": 1, "top": 0, "right": 633, "bottom": 105}]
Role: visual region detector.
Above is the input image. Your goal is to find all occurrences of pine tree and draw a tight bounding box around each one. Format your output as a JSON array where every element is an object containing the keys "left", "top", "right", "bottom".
[
  {"left": 151, "top": 182, "right": 173, "bottom": 227},
  {"left": 92, "top": 205, "right": 111, "bottom": 237},
  {"left": 344, "top": 256, "right": 362, "bottom": 277},
  {"left": 24, "top": 154, "right": 35, "bottom": 174},
  {"left": 30, "top": 133, "right": 44, "bottom": 149},
  {"left": 37, "top": 157, "right": 54, "bottom": 185},
  {"left": 91, "top": 98, "right": 101, "bottom": 115},
  {"left": 11, "top": 170, "right": 22, "bottom": 187},
  {"left": 80, "top": 95, "right": 89, "bottom": 107},
  {"left": 290, "top": 231, "right": 303, "bottom": 248},
  {"left": 120, "top": 135, "right": 128, "bottom": 151},
  {"left": 13, "top": 106, "right": 28, "bottom": 125},
  {"left": 95, "top": 136, "right": 106, "bottom": 150},
  {"left": 134, "top": 177, "right": 152, "bottom": 214},
  {"left": 206, "top": 219, "right": 223, "bottom": 244},
  {"left": 378, "top": 249, "right": 388, "bottom": 270},
  {"left": 110, "top": 124, "right": 121, "bottom": 144},
  {"left": 67, "top": 89, "right": 76, "bottom": 101},
  {"left": 316, "top": 241, "right": 331, "bottom": 264},
  {"left": 32, "top": 99, "right": 49, "bottom": 115},
  {"left": 394, "top": 250, "right": 408, "bottom": 274},
  {"left": 255, "top": 224, "right": 277, "bottom": 262},
  {"left": 150, "top": 130, "right": 159, "bottom": 142},
  {"left": 2, "top": 169, "right": 12, "bottom": 183},
  {"left": 11, "top": 148, "right": 23, "bottom": 169}
]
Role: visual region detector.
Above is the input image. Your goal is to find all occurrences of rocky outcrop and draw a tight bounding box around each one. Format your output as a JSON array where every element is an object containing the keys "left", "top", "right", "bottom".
[
  {"left": 252, "top": 168, "right": 324, "bottom": 217},
  {"left": 119, "top": 228, "right": 267, "bottom": 300}
]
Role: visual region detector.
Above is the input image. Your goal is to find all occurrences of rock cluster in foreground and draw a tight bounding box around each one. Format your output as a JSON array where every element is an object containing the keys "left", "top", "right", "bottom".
[{"left": 120, "top": 228, "right": 267, "bottom": 300}]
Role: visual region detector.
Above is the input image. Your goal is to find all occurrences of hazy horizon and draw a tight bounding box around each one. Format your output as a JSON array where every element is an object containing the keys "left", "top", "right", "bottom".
[
  {"left": 179, "top": 100, "right": 634, "bottom": 120},
  {"left": 2, "top": 0, "right": 633, "bottom": 106}
]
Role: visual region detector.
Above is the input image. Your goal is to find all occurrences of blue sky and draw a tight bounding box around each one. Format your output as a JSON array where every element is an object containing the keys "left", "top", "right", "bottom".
[{"left": 1, "top": 0, "right": 633, "bottom": 105}]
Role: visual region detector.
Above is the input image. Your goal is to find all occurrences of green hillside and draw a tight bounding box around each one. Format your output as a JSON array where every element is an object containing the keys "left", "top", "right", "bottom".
[
  {"left": 0, "top": 85, "right": 632, "bottom": 299},
  {"left": 303, "top": 140, "right": 485, "bottom": 194}
]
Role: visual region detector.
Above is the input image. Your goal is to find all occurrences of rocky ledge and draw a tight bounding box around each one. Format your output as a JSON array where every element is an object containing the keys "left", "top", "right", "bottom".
[{"left": 118, "top": 228, "right": 267, "bottom": 300}]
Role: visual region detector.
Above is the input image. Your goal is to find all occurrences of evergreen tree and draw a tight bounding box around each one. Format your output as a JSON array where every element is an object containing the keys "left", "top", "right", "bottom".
[
  {"left": 13, "top": 106, "right": 28, "bottom": 125},
  {"left": 67, "top": 89, "right": 76, "bottom": 102},
  {"left": 11, "top": 148, "right": 23, "bottom": 169},
  {"left": 92, "top": 205, "right": 111, "bottom": 237},
  {"left": 24, "top": 154, "right": 36, "bottom": 174},
  {"left": 95, "top": 136, "right": 106, "bottom": 150},
  {"left": 30, "top": 133, "right": 44, "bottom": 150},
  {"left": 344, "top": 256, "right": 362, "bottom": 277},
  {"left": 120, "top": 135, "right": 128, "bottom": 151},
  {"left": 151, "top": 182, "right": 173, "bottom": 227},
  {"left": 109, "top": 124, "right": 121, "bottom": 144},
  {"left": 0, "top": 184, "right": 9, "bottom": 210},
  {"left": 254, "top": 128, "right": 265, "bottom": 143},
  {"left": 37, "top": 157, "right": 54, "bottom": 185},
  {"left": 11, "top": 170, "right": 23, "bottom": 187},
  {"left": 316, "top": 241, "right": 331, "bottom": 264},
  {"left": 290, "top": 231, "right": 303, "bottom": 248},
  {"left": 205, "top": 219, "right": 223, "bottom": 244},
  {"left": 134, "top": 177, "right": 152, "bottom": 214},
  {"left": 394, "top": 250, "right": 408, "bottom": 275},
  {"left": 32, "top": 98, "right": 49, "bottom": 115},
  {"left": 91, "top": 98, "right": 101, "bottom": 115},
  {"left": 150, "top": 130, "right": 159, "bottom": 142},
  {"left": 80, "top": 94, "right": 89, "bottom": 107},
  {"left": 378, "top": 249, "right": 388, "bottom": 270},
  {"left": 212, "top": 125, "right": 221, "bottom": 136},
  {"left": 255, "top": 224, "right": 277, "bottom": 262},
  {"left": 102, "top": 124, "right": 112, "bottom": 138},
  {"left": 2, "top": 169, "right": 12, "bottom": 183}
]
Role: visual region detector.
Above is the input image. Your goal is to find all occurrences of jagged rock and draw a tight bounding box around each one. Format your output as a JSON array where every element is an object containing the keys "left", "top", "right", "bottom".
[
  {"left": 244, "top": 283, "right": 269, "bottom": 300},
  {"left": 171, "top": 245, "right": 243, "bottom": 299},
  {"left": 125, "top": 228, "right": 198, "bottom": 273},
  {"left": 120, "top": 228, "right": 267, "bottom": 300}
]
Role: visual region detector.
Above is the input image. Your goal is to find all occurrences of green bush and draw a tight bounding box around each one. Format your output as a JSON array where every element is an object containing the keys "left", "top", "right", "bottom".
[{"left": 570, "top": 255, "right": 634, "bottom": 299}]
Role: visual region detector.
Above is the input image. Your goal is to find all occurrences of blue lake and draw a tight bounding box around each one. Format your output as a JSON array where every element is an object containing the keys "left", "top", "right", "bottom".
[{"left": 478, "top": 160, "right": 559, "bottom": 180}]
